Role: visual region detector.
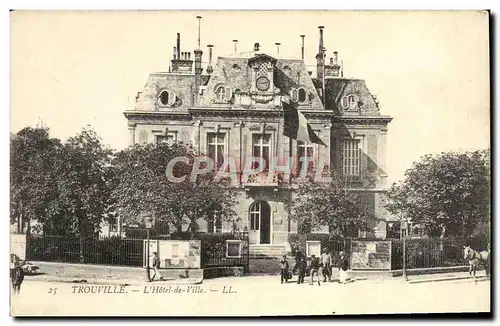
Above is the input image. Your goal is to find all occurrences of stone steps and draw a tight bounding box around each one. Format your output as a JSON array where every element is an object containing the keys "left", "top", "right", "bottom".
[{"left": 249, "top": 244, "right": 286, "bottom": 259}]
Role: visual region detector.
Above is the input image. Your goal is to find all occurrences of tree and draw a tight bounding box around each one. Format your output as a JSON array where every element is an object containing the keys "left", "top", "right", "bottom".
[
  {"left": 386, "top": 150, "right": 490, "bottom": 239},
  {"left": 10, "top": 127, "right": 61, "bottom": 234},
  {"left": 287, "top": 175, "right": 371, "bottom": 237},
  {"left": 111, "top": 142, "right": 238, "bottom": 238},
  {"left": 49, "top": 127, "right": 113, "bottom": 259}
]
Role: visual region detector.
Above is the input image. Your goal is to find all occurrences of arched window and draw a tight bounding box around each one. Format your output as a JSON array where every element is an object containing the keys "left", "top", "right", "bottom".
[
  {"left": 216, "top": 86, "right": 226, "bottom": 101},
  {"left": 341, "top": 94, "right": 358, "bottom": 110},
  {"left": 159, "top": 90, "right": 176, "bottom": 106},
  {"left": 159, "top": 91, "right": 169, "bottom": 106}
]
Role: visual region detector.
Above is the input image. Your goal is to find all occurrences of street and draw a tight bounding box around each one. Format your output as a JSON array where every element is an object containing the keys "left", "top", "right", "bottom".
[{"left": 11, "top": 276, "right": 490, "bottom": 316}]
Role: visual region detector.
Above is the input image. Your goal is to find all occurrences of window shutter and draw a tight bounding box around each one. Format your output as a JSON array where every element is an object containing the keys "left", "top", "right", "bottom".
[
  {"left": 225, "top": 87, "right": 233, "bottom": 101},
  {"left": 167, "top": 91, "right": 176, "bottom": 105},
  {"left": 341, "top": 95, "right": 349, "bottom": 109},
  {"left": 290, "top": 88, "right": 299, "bottom": 103}
]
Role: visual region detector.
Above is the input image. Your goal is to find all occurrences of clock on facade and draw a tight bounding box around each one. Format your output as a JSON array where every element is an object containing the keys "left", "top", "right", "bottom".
[{"left": 256, "top": 76, "right": 270, "bottom": 91}]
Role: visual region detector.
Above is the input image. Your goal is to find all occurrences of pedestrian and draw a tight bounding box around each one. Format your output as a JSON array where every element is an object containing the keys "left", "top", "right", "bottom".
[
  {"left": 292, "top": 246, "right": 304, "bottom": 274},
  {"left": 321, "top": 248, "right": 332, "bottom": 282},
  {"left": 280, "top": 255, "right": 290, "bottom": 284},
  {"left": 309, "top": 254, "right": 321, "bottom": 286},
  {"left": 11, "top": 261, "right": 25, "bottom": 295},
  {"left": 150, "top": 252, "right": 162, "bottom": 281},
  {"left": 338, "top": 251, "right": 349, "bottom": 284},
  {"left": 297, "top": 256, "right": 307, "bottom": 284}
]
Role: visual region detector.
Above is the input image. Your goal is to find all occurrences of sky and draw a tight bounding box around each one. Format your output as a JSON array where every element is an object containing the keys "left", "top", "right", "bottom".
[{"left": 10, "top": 10, "right": 490, "bottom": 184}]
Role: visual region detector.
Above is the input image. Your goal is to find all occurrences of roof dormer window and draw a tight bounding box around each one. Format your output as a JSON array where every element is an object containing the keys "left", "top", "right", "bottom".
[
  {"left": 216, "top": 86, "right": 225, "bottom": 101},
  {"left": 341, "top": 94, "right": 358, "bottom": 110},
  {"left": 215, "top": 85, "right": 233, "bottom": 103},
  {"left": 158, "top": 90, "right": 176, "bottom": 107},
  {"left": 290, "top": 87, "right": 308, "bottom": 104}
]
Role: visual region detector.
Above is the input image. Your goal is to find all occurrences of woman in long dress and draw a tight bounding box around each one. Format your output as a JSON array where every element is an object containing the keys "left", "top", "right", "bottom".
[{"left": 338, "top": 251, "right": 349, "bottom": 284}]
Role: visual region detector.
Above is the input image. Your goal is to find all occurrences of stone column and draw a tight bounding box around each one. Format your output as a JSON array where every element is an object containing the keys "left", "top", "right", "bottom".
[
  {"left": 193, "top": 120, "right": 202, "bottom": 153},
  {"left": 127, "top": 122, "right": 136, "bottom": 146},
  {"left": 233, "top": 121, "right": 243, "bottom": 185}
]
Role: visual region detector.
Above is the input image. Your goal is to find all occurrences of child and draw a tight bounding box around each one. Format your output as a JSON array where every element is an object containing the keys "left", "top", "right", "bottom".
[
  {"left": 309, "top": 254, "right": 321, "bottom": 286},
  {"left": 297, "top": 256, "right": 307, "bottom": 284},
  {"left": 11, "top": 262, "right": 25, "bottom": 295},
  {"left": 280, "top": 255, "right": 289, "bottom": 284}
]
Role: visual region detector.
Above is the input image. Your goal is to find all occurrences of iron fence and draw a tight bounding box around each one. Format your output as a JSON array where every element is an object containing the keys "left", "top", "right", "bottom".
[
  {"left": 391, "top": 238, "right": 467, "bottom": 270},
  {"left": 323, "top": 237, "right": 469, "bottom": 270},
  {"left": 26, "top": 233, "right": 250, "bottom": 271}
]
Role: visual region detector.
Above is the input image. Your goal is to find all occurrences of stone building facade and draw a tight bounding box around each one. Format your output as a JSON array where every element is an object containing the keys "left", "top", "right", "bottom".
[{"left": 123, "top": 25, "right": 392, "bottom": 246}]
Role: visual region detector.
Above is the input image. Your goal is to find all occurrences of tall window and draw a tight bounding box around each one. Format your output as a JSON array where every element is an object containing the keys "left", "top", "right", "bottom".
[
  {"left": 252, "top": 134, "right": 271, "bottom": 172},
  {"left": 207, "top": 133, "right": 226, "bottom": 169},
  {"left": 156, "top": 134, "right": 175, "bottom": 145},
  {"left": 249, "top": 202, "right": 261, "bottom": 231},
  {"left": 207, "top": 205, "right": 222, "bottom": 234},
  {"left": 297, "top": 141, "right": 315, "bottom": 175},
  {"left": 342, "top": 139, "right": 361, "bottom": 177}
]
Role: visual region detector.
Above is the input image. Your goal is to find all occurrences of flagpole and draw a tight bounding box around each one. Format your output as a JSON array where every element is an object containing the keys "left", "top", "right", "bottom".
[{"left": 276, "top": 103, "right": 281, "bottom": 156}]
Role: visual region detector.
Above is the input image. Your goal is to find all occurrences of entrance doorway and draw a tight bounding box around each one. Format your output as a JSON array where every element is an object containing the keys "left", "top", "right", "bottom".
[{"left": 248, "top": 201, "right": 271, "bottom": 244}]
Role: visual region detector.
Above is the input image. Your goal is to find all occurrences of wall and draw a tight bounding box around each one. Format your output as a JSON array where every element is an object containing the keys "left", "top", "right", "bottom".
[{"left": 11, "top": 234, "right": 27, "bottom": 260}]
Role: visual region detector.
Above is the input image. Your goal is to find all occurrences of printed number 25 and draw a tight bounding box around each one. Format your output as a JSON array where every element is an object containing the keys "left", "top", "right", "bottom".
[{"left": 48, "top": 288, "right": 57, "bottom": 295}]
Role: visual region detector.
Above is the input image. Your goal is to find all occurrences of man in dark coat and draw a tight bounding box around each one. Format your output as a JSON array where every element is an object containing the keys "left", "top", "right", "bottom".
[
  {"left": 309, "top": 255, "right": 321, "bottom": 286},
  {"left": 280, "top": 255, "right": 290, "bottom": 284},
  {"left": 292, "top": 246, "right": 304, "bottom": 274},
  {"left": 296, "top": 256, "right": 307, "bottom": 284},
  {"left": 11, "top": 262, "right": 25, "bottom": 295}
]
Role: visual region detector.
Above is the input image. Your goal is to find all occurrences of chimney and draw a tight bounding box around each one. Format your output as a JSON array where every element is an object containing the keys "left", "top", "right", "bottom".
[
  {"left": 275, "top": 43, "right": 281, "bottom": 55},
  {"left": 332, "top": 51, "right": 341, "bottom": 77},
  {"left": 300, "top": 35, "right": 305, "bottom": 60},
  {"left": 206, "top": 45, "right": 214, "bottom": 74},
  {"left": 254, "top": 42, "right": 260, "bottom": 53},
  {"left": 318, "top": 26, "right": 324, "bottom": 53},
  {"left": 196, "top": 16, "right": 202, "bottom": 49},
  {"left": 171, "top": 33, "right": 194, "bottom": 73},
  {"left": 233, "top": 40, "right": 238, "bottom": 53},
  {"left": 177, "top": 33, "right": 181, "bottom": 61},
  {"left": 316, "top": 26, "right": 325, "bottom": 80},
  {"left": 194, "top": 16, "right": 203, "bottom": 86}
]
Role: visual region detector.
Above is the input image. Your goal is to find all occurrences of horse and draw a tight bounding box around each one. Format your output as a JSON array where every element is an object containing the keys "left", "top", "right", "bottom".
[{"left": 463, "top": 245, "right": 490, "bottom": 281}]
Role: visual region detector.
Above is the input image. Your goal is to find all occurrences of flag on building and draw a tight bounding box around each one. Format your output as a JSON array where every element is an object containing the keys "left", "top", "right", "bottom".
[{"left": 282, "top": 101, "right": 326, "bottom": 146}]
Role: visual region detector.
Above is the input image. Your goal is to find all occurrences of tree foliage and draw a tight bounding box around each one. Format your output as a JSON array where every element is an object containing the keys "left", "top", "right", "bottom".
[
  {"left": 386, "top": 150, "right": 490, "bottom": 239},
  {"left": 10, "top": 126, "right": 113, "bottom": 238},
  {"left": 111, "top": 142, "right": 238, "bottom": 237},
  {"left": 287, "top": 175, "right": 371, "bottom": 237},
  {"left": 49, "top": 128, "right": 113, "bottom": 237},
  {"left": 10, "top": 127, "right": 61, "bottom": 233}
]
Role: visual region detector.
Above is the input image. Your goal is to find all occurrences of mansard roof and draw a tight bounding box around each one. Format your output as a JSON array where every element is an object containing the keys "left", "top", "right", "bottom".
[{"left": 313, "top": 78, "right": 381, "bottom": 115}]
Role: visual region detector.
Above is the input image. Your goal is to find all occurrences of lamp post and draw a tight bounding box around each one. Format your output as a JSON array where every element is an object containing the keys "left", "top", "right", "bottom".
[
  {"left": 401, "top": 217, "right": 409, "bottom": 281},
  {"left": 145, "top": 215, "right": 154, "bottom": 282}
]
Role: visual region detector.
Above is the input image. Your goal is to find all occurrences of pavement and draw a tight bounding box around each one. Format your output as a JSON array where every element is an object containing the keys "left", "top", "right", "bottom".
[
  {"left": 11, "top": 275, "right": 491, "bottom": 316},
  {"left": 26, "top": 261, "right": 202, "bottom": 285},
  {"left": 24, "top": 260, "right": 490, "bottom": 287}
]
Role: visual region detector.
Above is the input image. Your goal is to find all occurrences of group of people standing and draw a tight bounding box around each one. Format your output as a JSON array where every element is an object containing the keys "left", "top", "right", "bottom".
[{"left": 280, "top": 248, "right": 349, "bottom": 285}]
